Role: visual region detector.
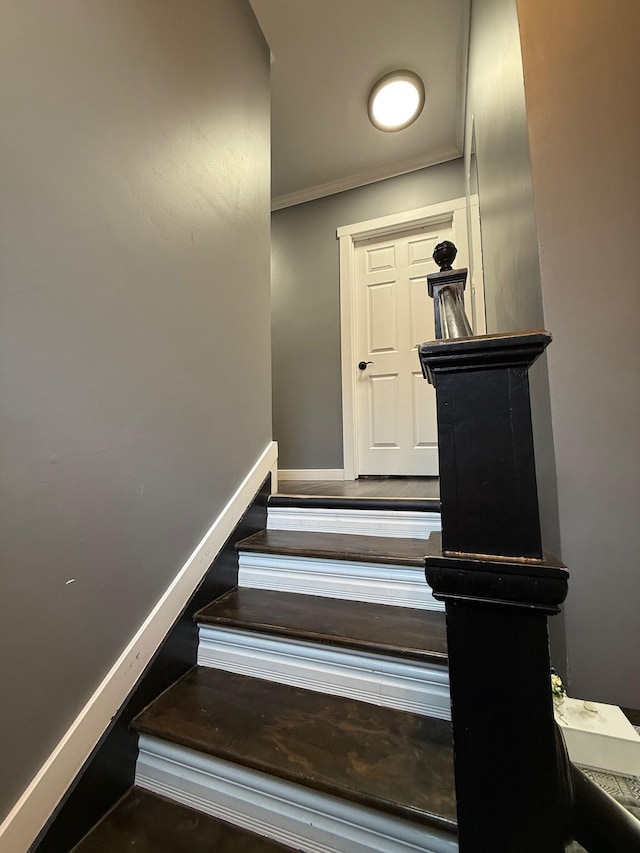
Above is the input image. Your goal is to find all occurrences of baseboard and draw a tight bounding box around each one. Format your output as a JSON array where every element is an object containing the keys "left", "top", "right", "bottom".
[
  {"left": 196, "top": 625, "right": 451, "bottom": 719},
  {"left": 267, "top": 506, "right": 441, "bottom": 539},
  {"left": 136, "top": 736, "right": 458, "bottom": 853},
  {"left": 1, "top": 440, "right": 278, "bottom": 853},
  {"left": 278, "top": 469, "right": 344, "bottom": 481},
  {"left": 238, "top": 552, "right": 445, "bottom": 611}
]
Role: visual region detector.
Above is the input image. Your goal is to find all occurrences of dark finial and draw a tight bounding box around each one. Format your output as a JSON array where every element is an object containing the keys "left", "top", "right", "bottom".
[{"left": 433, "top": 240, "right": 458, "bottom": 271}]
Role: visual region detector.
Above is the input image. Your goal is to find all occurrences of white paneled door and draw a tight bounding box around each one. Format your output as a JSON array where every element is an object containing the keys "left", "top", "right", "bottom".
[{"left": 354, "top": 221, "right": 456, "bottom": 476}]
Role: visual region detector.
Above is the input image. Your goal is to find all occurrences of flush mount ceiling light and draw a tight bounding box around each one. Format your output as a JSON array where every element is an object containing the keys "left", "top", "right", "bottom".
[{"left": 368, "top": 70, "right": 425, "bottom": 132}]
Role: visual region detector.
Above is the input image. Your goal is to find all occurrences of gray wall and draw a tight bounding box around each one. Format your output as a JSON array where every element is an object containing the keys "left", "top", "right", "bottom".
[
  {"left": 465, "top": 0, "right": 543, "bottom": 335},
  {"left": 0, "top": 0, "right": 270, "bottom": 821},
  {"left": 464, "top": 0, "right": 564, "bottom": 669},
  {"left": 518, "top": 0, "right": 640, "bottom": 706},
  {"left": 272, "top": 161, "right": 465, "bottom": 470}
]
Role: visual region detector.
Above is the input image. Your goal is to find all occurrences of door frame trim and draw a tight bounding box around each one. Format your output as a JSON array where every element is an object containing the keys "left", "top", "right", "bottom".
[{"left": 338, "top": 197, "right": 481, "bottom": 480}]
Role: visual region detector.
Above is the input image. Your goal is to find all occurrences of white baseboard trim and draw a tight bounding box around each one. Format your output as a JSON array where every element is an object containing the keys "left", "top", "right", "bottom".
[
  {"left": 268, "top": 506, "right": 441, "bottom": 539},
  {"left": 136, "top": 735, "right": 458, "bottom": 853},
  {"left": 277, "top": 469, "right": 344, "bottom": 481},
  {"left": 238, "top": 553, "right": 444, "bottom": 612},
  {"left": 0, "top": 440, "right": 278, "bottom": 853},
  {"left": 269, "top": 458, "right": 279, "bottom": 495},
  {"left": 197, "top": 625, "right": 450, "bottom": 720}
]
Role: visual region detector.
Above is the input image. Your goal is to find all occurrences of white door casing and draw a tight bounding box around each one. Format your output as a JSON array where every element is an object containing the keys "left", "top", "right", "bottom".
[{"left": 338, "top": 198, "right": 484, "bottom": 480}]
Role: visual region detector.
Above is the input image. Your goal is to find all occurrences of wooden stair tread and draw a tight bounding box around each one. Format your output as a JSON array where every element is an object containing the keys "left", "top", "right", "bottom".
[
  {"left": 269, "top": 493, "right": 441, "bottom": 513},
  {"left": 72, "top": 787, "right": 298, "bottom": 852},
  {"left": 195, "top": 588, "right": 447, "bottom": 664},
  {"left": 237, "top": 528, "right": 442, "bottom": 567},
  {"left": 276, "top": 478, "right": 439, "bottom": 500},
  {"left": 133, "top": 667, "right": 456, "bottom": 832}
]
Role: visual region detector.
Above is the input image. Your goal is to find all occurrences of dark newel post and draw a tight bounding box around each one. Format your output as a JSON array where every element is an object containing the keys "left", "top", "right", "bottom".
[
  {"left": 427, "top": 240, "right": 471, "bottom": 340},
  {"left": 425, "top": 549, "right": 569, "bottom": 852},
  {"left": 418, "top": 251, "right": 570, "bottom": 852},
  {"left": 423, "top": 332, "right": 548, "bottom": 559}
]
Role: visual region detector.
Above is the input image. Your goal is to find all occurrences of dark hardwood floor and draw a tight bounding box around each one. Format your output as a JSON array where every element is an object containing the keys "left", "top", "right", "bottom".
[
  {"left": 133, "top": 667, "right": 457, "bottom": 831},
  {"left": 237, "top": 528, "right": 442, "bottom": 567},
  {"left": 72, "top": 789, "right": 299, "bottom": 852},
  {"left": 277, "top": 477, "right": 440, "bottom": 500},
  {"left": 196, "top": 587, "right": 448, "bottom": 665}
]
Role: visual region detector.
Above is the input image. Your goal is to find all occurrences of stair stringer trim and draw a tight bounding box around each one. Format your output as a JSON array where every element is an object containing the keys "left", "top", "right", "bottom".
[
  {"left": 238, "top": 553, "right": 444, "bottom": 611},
  {"left": 196, "top": 625, "right": 451, "bottom": 720},
  {"left": 136, "top": 735, "right": 458, "bottom": 853},
  {"left": 267, "top": 507, "right": 441, "bottom": 539}
]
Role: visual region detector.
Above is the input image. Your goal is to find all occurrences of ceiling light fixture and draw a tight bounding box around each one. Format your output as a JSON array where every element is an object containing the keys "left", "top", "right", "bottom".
[{"left": 368, "top": 70, "right": 425, "bottom": 132}]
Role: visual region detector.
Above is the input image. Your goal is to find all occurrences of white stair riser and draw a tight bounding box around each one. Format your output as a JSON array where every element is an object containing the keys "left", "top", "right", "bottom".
[
  {"left": 238, "top": 553, "right": 443, "bottom": 611},
  {"left": 197, "top": 625, "right": 450, "bottom": 720},
  {"left": 136, "top": 736, "right": 458, "bottom": 853},
  {"left": 267, "top": 507, "right": 441, "bottom": 540}
]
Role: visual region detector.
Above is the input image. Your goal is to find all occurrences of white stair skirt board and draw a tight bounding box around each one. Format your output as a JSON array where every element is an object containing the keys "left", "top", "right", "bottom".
[
  {"left": 197, "top": 626, "right": 450, "bottom": 720},
  {"left": 237, "top": 553, "right": 444, "bottom": 612},
  {"left": 136, "top": 736, "right": 458, "bottom": 853},
  {"left": 267, "top": 507, "right": 441, "bottom": 540}
]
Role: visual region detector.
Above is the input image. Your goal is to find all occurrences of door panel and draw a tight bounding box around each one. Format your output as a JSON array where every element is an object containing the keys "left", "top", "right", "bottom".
[
  {"left": 409, "top": 275, "right": 431, "bottom": 350},
  {"left": 367, "top": 244, "right": 396, "bottom": 271},
  {"left": 367, "top": 281, "right": 397, "bottom": 353},
  {"left": 369, "top": 374, "right": 400, "bottom": 448},
  {"left": 408, "top": 235, "right": 439, "bottom": 265},
  {"left": 412, "top": 370, "right": 438, "bottom": 448}
]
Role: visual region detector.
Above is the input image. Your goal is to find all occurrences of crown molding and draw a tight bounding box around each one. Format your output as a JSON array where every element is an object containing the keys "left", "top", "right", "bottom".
[{"left": 271, "top": 145, "right": 462, "bottom": 211}]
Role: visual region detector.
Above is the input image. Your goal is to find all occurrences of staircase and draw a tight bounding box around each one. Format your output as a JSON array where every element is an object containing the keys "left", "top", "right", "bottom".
[
  {"left": 34, "top": 239, "right": 640, "bottom": 852},
  {"left": 72, "top": 491, "right": 460, "bottom": 853},
  {"left": 60, "top": 241, "right": 640, "bottom": 851}
]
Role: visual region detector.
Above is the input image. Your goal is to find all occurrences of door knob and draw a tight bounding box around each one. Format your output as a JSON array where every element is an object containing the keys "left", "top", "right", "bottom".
[{"left": 358, "top": 361, "right": 374, "bottom": 371}]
